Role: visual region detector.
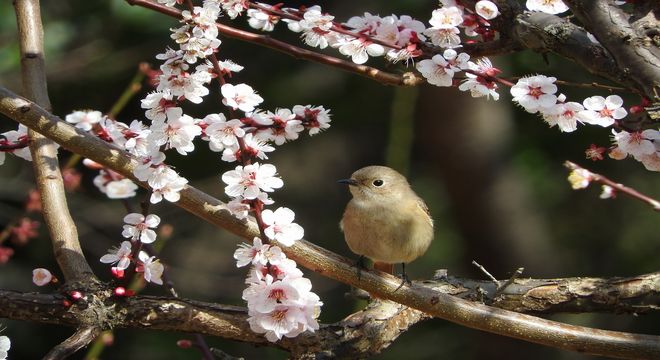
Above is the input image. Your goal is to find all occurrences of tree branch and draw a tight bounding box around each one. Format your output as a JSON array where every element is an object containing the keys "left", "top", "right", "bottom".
[
  {"left": 564, "top": 0, "right": 660, "bottom": 100},
  {"left": 124, "top": 0, "right": 423, "bottom": 87},
  {"left": 1, "top": 88, "right": 659, "bottom": 359},
  {"left": 13, "top": 0, "right": 95, "bottom": 284},
  {"left": 42, "top": 327, "right": 102, "bottom": 360}
]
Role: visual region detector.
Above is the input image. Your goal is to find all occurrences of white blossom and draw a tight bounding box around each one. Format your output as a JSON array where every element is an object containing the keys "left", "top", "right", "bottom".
[
  {"left": 510, "top": 75, "right": 558, "bottom": 113},
  {"left": 122, "top": 213, "right": 161, "bottom": 244},
  {"left": 221, "top": 83, "right": 264, "bottom": 113},
  {"left": 261, "top": 207, "right": 304, "bottom": 246},
  {"left": 100, "top": 241, "right": 133, "bottom": 270},
  {"left": 578, "top": 95, "right": 627, "bottom": 127},
  {"left": 222, "top": 162, "right": 283, "bottom": 199},
  {"left": 138, "top": 251, "right": 164, "bottom": 285},
  {"left": 65, "top": 110, "right": 103, "bottom": 131},
  {"left": 526, "top": 0, "right": 569, "bottom": 14}
]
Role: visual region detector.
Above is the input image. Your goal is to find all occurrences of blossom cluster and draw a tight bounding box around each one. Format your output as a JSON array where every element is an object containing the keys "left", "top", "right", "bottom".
[
  {"left": 151, "top": 0, "right": 329, "bottom": 341},
  {"left": 509, "top": 75, "right": 659, "bottom": 171},
  {"left": 240, "top": 1, "right": 499, "bottom": 65},
  {"left": 235, "top": 238, "right": 321, "bottom": 342},
  {"left": 99, "top": 213, "right": 165, "bottom": 285}
]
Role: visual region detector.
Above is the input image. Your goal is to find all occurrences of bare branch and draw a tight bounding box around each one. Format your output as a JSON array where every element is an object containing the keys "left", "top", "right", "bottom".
[
  {"left": 13, "top": 0, "right": 95, "bottom": 284},
  {"left": 43, "top": 327, "right": 101, "bottom": 360},
  {"left": 1, "top": 89, "right": 659, "bottom": 359}
]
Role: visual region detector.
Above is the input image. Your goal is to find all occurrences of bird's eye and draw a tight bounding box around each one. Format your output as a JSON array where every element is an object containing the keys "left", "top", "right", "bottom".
[{"left": 372, "top": 179, "right": 384, "bottom": 187}]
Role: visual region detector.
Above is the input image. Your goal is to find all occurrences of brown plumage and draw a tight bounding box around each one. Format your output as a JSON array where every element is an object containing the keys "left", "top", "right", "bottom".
[{"left": 339, "top": 166, "right": 434, "bottom": 277}]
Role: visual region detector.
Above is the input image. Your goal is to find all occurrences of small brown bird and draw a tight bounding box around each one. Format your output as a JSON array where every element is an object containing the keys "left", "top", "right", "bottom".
[{"left": 339, "top": 166, "right": 434, "bottom": 284}]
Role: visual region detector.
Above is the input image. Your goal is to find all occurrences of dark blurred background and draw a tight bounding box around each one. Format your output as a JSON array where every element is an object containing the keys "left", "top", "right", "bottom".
[{"left": 0, "top": 1, "right": 657, "bottom": 359}]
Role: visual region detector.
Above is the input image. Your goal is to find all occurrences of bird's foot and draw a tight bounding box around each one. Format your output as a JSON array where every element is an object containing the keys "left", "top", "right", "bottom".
[
  {"left": 354, "top": 255, "right": 367, "bottom": 281},
  {"left": 394, "top": 263, "right": 412, "bottom": 292}
]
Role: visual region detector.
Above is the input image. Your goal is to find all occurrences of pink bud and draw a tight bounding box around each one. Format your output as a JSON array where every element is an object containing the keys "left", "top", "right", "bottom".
[
  {"left": 114, "top": 287, "right": 127, "bottom": 296},
  {"left": 629, "top": 105, "right": 644, "bottom": 114},
  {"left": 177, "top": 339, "right": 193, "bottom": 349},
  {"left": 69, "top": 290, "right": 84, "bottom": 301}
]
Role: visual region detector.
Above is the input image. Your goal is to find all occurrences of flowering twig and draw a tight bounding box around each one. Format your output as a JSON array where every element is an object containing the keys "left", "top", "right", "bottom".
[
  {"left": 564, "top": 161, "right": 660, "bottom": 211},
  {"left": 124, "top": 0, "right": 422, "bottom": 86}
]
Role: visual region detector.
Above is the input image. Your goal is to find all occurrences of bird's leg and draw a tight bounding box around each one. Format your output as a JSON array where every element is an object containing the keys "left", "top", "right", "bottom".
[
  {"left": 394, "top": 262, "right": 412, "bottom": 291},
  {"left": 354, "top": 255, "right": 367, "bottom": 281}
]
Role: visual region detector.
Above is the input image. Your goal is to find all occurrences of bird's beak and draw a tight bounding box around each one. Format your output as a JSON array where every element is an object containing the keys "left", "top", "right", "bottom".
[{"left": 338, "top": 178, "right": 358, "bottom": 186}]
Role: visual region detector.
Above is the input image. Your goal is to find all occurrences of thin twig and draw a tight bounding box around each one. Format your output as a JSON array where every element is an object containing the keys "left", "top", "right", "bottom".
[
  {"left": 564, "top": 161, "right": 660, "bottom": 211},
  {"left": 493, "top": 267, "right": 524, "bottom": 299},
  {"left": 472, "top": 260, "right": 500, "bottom": 288},
  {"left": 124, "top": 0, "right": 423, "bottom": 87}
]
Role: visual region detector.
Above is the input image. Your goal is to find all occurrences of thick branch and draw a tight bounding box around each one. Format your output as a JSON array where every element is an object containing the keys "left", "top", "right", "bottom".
[
  {"left": 124, "top": 0, "right": 423, "bottom": 86},
  {"left": 564, "top": 0, "right": 660, "bottom": 100},
  {"left": 512, "top": 11, "right": 636, "bottom": 91},
  {"left": 14, "top": 0, "right": 95, "bottom": 284},
  {"left": 1, "top": 89, "right": 659, "bottom": 359}
]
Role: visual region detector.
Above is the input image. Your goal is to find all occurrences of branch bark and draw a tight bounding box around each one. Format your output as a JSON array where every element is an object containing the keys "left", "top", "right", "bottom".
[
  {"left": 1, "top": 88, "right": 659, "bottom": 359},
  {"left": 564, "top": 0, "right": 660, "bottom": 100},
  {"left": 14, "top": 0, "right": 95, "bottom": 284}
]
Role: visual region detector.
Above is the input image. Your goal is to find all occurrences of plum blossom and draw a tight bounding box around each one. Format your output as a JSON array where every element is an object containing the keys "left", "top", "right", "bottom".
[
  {"left": 0, "top": 336, "right": 9, "bottom": 360},
  {"left": 93, "top": 170, "right": 138, "bottom": 199},
  {"left": 261, "top": 207, "right": 304, "bottom": 246},
  {"left": 222, "top": 133, "right": 275, "bottom": 162},
  {"left": 292, "top": 105, "right": 332, "bottom": 135},
  {"left": 148, "top": 112, "right": 202, "bottom": 155},
  {"left": 567, "top": 169, "right": 593, "bottom": 190},
  {"left": 32, "top": 268, "right": 53, "bottom": 286},
  {"left": 150, "top": 174, "right": 188, "bottom": 203},
  {"left": 600, "top": 185, "right": 615, "bottom": 199},
  {"left": 100, "top": 241, "right": 133, "bottom": 270},
  {"left": 141, "top": 91, "right": 177, "bottom": 123},
  {"left": 416, "top": 49, "right": 469, "bottom": 87},
  {"left": 541, "top": 94, "right": 584, "bottom": 132},
  {"left": 122, "top": 213, "right": 161, "bottom": 244},
  {"left": 526, "top": 0, "right": 569, "bottom": 14},
  {"left": 336, "top": 37, "right": 385, "bottom": 64},
  {"left": 234, "top": 237, "right": 271, "bottom": 267},
  {"left": 65, "top": 110, "right": 103, "bottom": 131},
  {"left": 225, "top": 197, "right": 251, "bottom": 220},
  {"left": 222, "top": 162, "right": 284, "bottom": 199},
  {"left": 204, "top": 113, "right": 245, "bottom": 152},
  {"left": 578, "top": 95, "right": 627, "bottom": 127},
  {"left": 475, "top": 1, "right": 499, "bottom": 20},
  {"left": 221, "top": 83, "right": 264, "bottom": 112},
  {"left": 510, "top": 75, "right": 558, "bottom": 113},
  {"left": 612, "top": 129, "right": 659, "bottom": 159},
  {"left": 138, "top": 251, "right": 164, "bottom": 285},
  {"left": 259, "top": 109, "right": 304, "bottom": 145},
  {"left": 0, "top": 125, "right": 32, "bottom": 163},
  {"left": 247, "top": 8, "right": 279, "bottom": 32}
]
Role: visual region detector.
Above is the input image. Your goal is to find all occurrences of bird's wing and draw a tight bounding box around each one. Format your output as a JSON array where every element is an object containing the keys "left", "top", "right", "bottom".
[{"left": 417, "top": 198, "right": 434, "bottom": 227}]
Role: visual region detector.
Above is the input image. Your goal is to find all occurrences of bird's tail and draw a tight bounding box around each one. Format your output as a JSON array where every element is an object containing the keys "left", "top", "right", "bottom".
[{"left": 373, "top": 262, "right": 394, "bottom": 274}]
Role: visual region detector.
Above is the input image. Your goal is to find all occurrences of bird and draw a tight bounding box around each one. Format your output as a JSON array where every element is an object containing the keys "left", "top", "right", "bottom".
[{"left": 339, "top": 165, "right": 434, "bottom": 286}]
